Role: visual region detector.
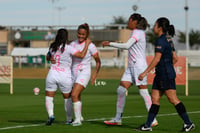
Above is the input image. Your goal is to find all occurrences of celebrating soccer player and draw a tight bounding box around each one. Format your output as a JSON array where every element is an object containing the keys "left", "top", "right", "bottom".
[
  {"left": 45, "top": 29, "right": 90, "bottom": 125},
  {"left": 102, "top": 13, "right": 158, "bottom": 126},
  {"left": 70, "top": 23, "right": 101, "bottom": 126}
]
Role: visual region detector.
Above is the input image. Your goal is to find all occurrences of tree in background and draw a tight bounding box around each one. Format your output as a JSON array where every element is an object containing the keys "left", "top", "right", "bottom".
[
  {"left": 178, "top": 30, "right": 200, "bottom": 47},
  {"left": 111, "top": 16, "right": 127, "bottom": 24},
  {"left": 109, "top": 16, "right": 127, "bottom": 29},
  {"left": 146, "top": 29, "right": 158, "bottom": 45}
]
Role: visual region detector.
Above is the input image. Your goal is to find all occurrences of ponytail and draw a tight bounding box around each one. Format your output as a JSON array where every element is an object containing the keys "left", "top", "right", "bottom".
[
  {"left": 136, "top": 17, "right": 149, "bottom": 30},
  {"left": 50, "top": 28, "right": 68, "bottom": 53},
  {"left": 168, "top": 25, "right": 175, "bottom": 37},
  {"left": 156, "top": 17, "right": 175, "bottom": 36}
]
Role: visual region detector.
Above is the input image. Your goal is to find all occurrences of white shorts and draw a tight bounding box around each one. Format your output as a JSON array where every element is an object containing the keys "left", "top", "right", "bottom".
[
  {"left": 72, "top": 69, "right": 91, "bottom": 88},
  {"left": 45, "top": 70, "right": 73, "bottom": 93},
  {"left": 121, "top": 66, "right": 147, "bottom": 86}
]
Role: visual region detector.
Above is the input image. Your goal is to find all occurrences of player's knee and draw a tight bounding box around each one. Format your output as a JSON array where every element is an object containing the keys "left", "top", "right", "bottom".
[
  {"left": 151, "top": 97, "right": 160, "bottom": 105},
  {"left": 117, "top": 86, "right": 127, "bottom": 95},
  {"left": 167, "top": 97, "right": 180, "bottom": 105},
  {"left": 71, "top": 92, "right": 78, "bottom": 101}
]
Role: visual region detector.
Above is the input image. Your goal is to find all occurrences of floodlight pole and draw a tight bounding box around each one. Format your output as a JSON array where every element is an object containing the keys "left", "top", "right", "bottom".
[
  {"left": 185, "top": 0, "right": 190, "bottom": 50},
  {"left": 132, "top": 5, "right": 138, "bottom": 12},
  {"left": 56, "top": 6, "right": 66, "bottom": 25}
]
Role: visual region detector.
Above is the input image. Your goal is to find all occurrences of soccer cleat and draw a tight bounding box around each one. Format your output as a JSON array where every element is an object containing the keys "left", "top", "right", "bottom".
[
  {"left": 66, "top": 119, "right": 73, "bottom": 125},
  {"left": 181, "top": 123, "right": 195, "bottom": 132},
  {"left": 104, "top": 118, "right": 122, "bottom": 126},
  {"left": 72, "top": 120, "right": 82, "bottom": 126},
  {"left": 151, "top": 121, "right": 158, "bottom": 127},
  {"left": 46, "top": 116, "right": 55, "bottom": 126},
  {"left": 134, "top": 124, "right": 152, "bottom": 132}
]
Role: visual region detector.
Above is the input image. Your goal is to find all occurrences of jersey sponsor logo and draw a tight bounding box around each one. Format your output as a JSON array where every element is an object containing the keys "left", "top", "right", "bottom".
[
  {"left": 155, "top": 46, "right": 162, "bottom": 49},
  {"left": 52, "top": 66, "right": 65, "bottom": 72}
]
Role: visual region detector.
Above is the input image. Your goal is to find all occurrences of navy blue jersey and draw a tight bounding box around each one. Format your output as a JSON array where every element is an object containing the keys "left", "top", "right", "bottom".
[{"left": 154, "top": 34, "right": 176, "bottom": 80}]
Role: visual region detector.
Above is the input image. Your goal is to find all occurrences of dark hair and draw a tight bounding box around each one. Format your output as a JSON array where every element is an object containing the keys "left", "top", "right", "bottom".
[
  {"left": 49, "top": 28, "right": 68, "bottom": 53},
  {"left": 78, "top": 23, "right": 90, "bottom": 38},
  {"left": 129, "top": 13, "right": 142, "bottom": 21},
  {"left": 136, "top": 17, "right": 149, "bottom": 30},
  {"left": 156, "top": 17, "right": 175, "bottom": 37},
  {"left": 130, "top": 13, "right": 149, "bottom": 30}
]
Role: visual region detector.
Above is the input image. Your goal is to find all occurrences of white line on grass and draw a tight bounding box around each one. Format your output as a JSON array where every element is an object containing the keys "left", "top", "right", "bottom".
[
  {"left": 0, "top": 111, "right": 199, "bottom": 130},
  {"left": 0, "top": 124, "right": 44, "bottom": 130}
]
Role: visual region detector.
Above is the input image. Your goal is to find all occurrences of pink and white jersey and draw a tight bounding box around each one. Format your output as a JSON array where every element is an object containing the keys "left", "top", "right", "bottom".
[
  {"left": 128, "top": 29, "right": 147, "bottom": 67},
  {"left": 70, "top": 40, "right": 98, "bottom": 72},
  {"left": 49, "top": 45, "right": 76, "bottom": 75}
]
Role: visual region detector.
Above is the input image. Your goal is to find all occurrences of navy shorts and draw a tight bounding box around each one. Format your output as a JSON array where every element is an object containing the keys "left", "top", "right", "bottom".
[{"left": 152, "top": 76, "right": 176, "bottom": 91}]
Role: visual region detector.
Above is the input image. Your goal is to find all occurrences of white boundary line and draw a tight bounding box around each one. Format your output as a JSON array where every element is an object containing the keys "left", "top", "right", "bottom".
[{"left": 0, "top": 111, "right": 199, "bottom": 131}]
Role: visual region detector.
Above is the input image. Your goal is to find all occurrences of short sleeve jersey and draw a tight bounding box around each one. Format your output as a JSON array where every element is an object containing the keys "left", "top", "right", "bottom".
[
  {"left": 50, "top": 45, "right": 76, "bottom": 75},
  {"left": 70, "top": 40, "right": 98, "bottom": 70},
  {"left": 155, "top": 34, "right": 176, "bottom": 80},
  {"left": 128, "top": 29, "right": 147, "bottom": 67}
]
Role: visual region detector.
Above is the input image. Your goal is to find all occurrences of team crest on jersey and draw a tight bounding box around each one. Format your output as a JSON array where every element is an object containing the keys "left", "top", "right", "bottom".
[{"left": 156, "top": 46, "right": 162, "bottom": 49}]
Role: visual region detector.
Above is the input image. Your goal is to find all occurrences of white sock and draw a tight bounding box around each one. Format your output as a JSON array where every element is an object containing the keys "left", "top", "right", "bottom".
[
  {"left": 73, "top": 101, "right": 82, "bottom": 122},
  {"left": 80, "top": 101, "right": 83, "bottom": 120},
  {"left": 115, "top": 86, "right": 127, "bottom": 120},
  {"left": 64, "top": 98, "right": 73, "bottom": 121},
  {"left": 139, "top": 89, "right": 152, "bottom": 111},
  {"left": 45, "top": 96, "right": 54, "bottom": 117}
]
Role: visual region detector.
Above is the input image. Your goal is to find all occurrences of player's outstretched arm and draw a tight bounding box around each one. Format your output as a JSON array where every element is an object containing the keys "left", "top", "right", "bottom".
[
  {"left": 102, "top": 38, "right": 136, "bottom": 49},
  {"left": 74, "top": 38, "right": 91, "bottom": 58}
]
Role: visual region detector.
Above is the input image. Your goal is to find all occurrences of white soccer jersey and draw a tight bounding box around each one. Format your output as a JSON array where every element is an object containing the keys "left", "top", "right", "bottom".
[
  {"left": 70, "top": 40, "right": 98, "bottom": 87},
  {"left": 128, "top": 29, "right": 147, "bottom": 67},
  {"left": 50, "top": 45, "right": 76, "bottom": 74},
  {"left": 71, "top": 40, "right": 98, "bottom": 72},
  {"left": 46, "top": 45, "right": 77, "bottom": 93}
]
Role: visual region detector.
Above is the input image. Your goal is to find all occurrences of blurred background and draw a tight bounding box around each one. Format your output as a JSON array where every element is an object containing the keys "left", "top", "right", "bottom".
[{"left": 0, "top": 0, "right": 199, "bottom": 76}]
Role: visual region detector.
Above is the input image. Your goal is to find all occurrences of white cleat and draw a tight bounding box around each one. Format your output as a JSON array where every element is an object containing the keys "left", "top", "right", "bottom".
[{"left": 104, "top": 118, "right": 122, "bottom": 126}]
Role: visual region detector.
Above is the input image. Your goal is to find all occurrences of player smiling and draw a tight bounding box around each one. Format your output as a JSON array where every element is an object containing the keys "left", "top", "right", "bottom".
[
  {"left": 70, "top": 23, "right": 101, "bottom": 126},
  {"left": 45, "top": 28, "right": 90, "bottom": 125}
]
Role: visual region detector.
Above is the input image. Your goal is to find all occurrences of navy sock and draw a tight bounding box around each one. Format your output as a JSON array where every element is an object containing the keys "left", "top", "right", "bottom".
[
  {"left": 175, "top": 102, "right": 192, "bottom": 125},
  {"left": 145, "top": 104, "right": 160, "bottom": 127}
]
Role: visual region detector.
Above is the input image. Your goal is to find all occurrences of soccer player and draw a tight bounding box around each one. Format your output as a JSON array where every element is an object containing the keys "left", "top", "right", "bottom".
[
  {"left": 45, "top": 29, "right": 91, "bottom": 125},
  {"left": 137, "top": 17, "right": 195, "bottom": 132},
  {"left": 102, "top": 13, "right": 158, "bottom": 126},
  {"left": 70, "top": 23, "right": 101, "bottom": 126}
]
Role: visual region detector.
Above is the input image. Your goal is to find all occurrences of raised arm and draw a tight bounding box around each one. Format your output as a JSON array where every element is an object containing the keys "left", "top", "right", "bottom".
[
  {"left": 102, "top": 38, "right": 136, "bottom": 49},
  {"left": 73, "top": 38, "right": 91, "bottom": 58}
]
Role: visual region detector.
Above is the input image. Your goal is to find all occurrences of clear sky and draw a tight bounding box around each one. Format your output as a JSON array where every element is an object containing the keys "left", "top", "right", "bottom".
[{"left": 0, "top": 0, "right": 199, "bottom": 31}]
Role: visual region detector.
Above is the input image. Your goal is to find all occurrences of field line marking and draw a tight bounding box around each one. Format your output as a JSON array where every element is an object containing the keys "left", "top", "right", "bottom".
[
  {"left": 0, "top": 124, "right": 44, "bottom": 130},
  {"left": 85, "top": 110, "right": 200, "bottom": 121},
  {"left": 0, "top": 111, "right": 199, "bottom": 130}
]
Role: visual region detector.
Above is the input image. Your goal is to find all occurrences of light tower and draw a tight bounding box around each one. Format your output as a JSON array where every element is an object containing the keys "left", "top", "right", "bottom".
[
  {"left": 55, "top": 6, "right": 66, "bottom": 25},
  {"left": 48, "top": 0, "right": 60, "bottom": 25},
  {"left": 184, "top": 0, "right": 190, "bottom": 50},
  {"left": 132, "top": 5, "right": 138, "bottom": 12}
]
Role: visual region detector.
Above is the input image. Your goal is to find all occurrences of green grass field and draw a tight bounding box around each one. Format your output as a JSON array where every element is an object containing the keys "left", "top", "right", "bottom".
[{"left": 0, "top": 79, "right": 199, "bottom": 133}]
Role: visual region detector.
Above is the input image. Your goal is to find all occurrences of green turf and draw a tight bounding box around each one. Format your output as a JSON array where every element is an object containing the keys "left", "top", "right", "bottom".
[{"left": 0, "top": 79, "right": 199, "bottom": 133}]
